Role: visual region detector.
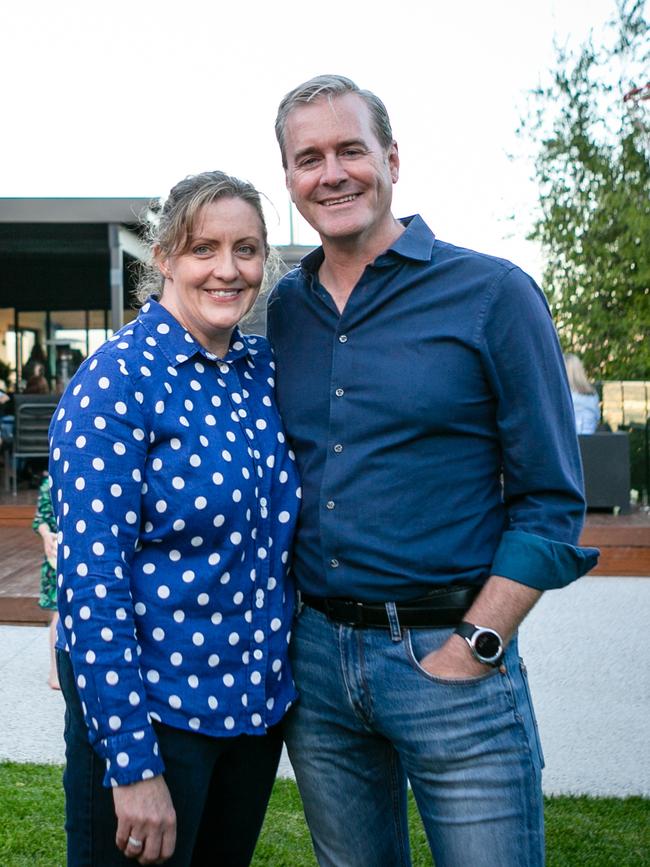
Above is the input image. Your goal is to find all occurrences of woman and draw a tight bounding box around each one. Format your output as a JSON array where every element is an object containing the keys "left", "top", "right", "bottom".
[
  {"left": 49, "top": 171, "right": 301, "bottom": 866},
  {"left": 33, "top": 473, "right": 60, "bottom": 689},
  {"left": 564, "top": 353, "right": 600, "bottom": 434}
]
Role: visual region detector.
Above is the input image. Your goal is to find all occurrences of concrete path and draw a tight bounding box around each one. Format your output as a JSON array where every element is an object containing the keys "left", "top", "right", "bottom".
[{"left": 1, "top": 575, "right": 649, "bottom": 796}]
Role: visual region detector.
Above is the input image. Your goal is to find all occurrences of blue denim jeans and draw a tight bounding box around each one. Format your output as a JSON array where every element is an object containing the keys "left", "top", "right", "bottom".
[
  {"left": 283, "top": 604, "right": 545, "bottom": 867},
  {"left": 57, "top": 649, "right": 282, "bottom": 866}
]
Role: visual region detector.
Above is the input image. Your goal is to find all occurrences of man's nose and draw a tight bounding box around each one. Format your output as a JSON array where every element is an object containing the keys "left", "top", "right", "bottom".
[{"left": 320, "top": 154, "right": 347, "bottom": 186}]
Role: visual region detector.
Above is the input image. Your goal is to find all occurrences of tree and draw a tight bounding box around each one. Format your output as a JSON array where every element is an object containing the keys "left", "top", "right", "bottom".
[{"left": 520, "top": 0, "right": 649, "bottom": 380}]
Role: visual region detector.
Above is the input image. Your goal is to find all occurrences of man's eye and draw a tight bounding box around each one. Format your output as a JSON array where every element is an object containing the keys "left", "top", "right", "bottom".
[
  {"left": 298, "top": 156, "right": 319, "bottom": 168},
  {"left": 342, "top": 148, "right": 362, "bottom": 157}
]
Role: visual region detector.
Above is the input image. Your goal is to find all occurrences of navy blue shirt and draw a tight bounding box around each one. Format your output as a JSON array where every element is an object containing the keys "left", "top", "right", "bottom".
[
  {"left": 49, "top": 298, "right": 301, "bottom": 786},
  {"left": 267, "top": 215, "right": 598, "bottom": 602}
]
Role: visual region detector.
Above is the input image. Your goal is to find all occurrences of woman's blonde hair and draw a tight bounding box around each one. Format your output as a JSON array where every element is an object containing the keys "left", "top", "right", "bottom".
[
  {"left": 134, "top": 170, "right": 271, "bottom": 306},
  {"left": 564, "top": 353, "right": 597, "bottom": 395}
]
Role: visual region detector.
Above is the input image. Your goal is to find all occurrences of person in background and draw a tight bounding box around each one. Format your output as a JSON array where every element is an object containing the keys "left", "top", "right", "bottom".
[
  {"left": 49, "top": 170, "right": 301, "bottom": 866},
  {"left": 564, "top": 353, "right": 601, "bottom": 434},
  {"left": 268, "top": 74, "right": 599, "bottom": 867},
  {"left": 24, "top": 363, "right": 50, "bottom": 396},
  {"left": 33, "top": 473, "right": 59, "bottom": 689}
]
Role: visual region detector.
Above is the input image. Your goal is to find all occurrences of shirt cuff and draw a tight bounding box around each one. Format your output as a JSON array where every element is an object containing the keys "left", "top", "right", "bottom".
[
  {"left": 491, "top": 529, "right": 599, "bottom": 591},
  {"left": 99, "top": 726, "right": 166, "bottom": 788}
]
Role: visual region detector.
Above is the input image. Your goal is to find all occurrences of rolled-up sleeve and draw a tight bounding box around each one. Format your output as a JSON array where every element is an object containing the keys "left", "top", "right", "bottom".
[
  {"left": 50, "top": 352, "right": 165, "bottom": 786},
  {"left": 478, "top": 267, "right": 599, "bottom": 590}
]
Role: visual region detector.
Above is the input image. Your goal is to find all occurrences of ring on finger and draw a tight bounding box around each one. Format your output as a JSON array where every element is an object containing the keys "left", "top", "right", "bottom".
[{"left": 128, "top": 835, "right": 143, "bottom": 849}]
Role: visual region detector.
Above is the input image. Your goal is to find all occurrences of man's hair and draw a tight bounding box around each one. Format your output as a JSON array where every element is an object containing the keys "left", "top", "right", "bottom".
[{"left": 275, "top": 74, "right": 394, "bottom": 168}]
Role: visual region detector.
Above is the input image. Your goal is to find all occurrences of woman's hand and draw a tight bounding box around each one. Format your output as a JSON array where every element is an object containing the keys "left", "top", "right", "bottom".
[
  {"left": 38, "top": 525, "right": 58, "bottom": 563},
  {"left": 113, "top": 776, "right": 177, "bottom": 864}
]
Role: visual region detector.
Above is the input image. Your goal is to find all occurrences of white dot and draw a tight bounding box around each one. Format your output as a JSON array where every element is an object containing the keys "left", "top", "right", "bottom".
[
  {"left": 92, "top": 457, "right": 104, "bottom": 471},
  {"left": 192, "top": 632, "right": 204, "bottom": 646},
  {"left": 98, "top": 377, "right": 110, "bottom": 389},
  {"left": 116, "top": 751, "right": 129, "bottom": 767},
  {"left": 94, "top": 416, "right": 107, "bottom": 430},
  {"left": 252, "top": 713, "right": 262, "bottom": 727},
  {"left": 91, "top": 499, "right": 104, "bottom": 513},
  {"left": 169, "top": 695, "right": 182, "bottom": 709},
  {"left": 110, "top": 717, "right": 122, "bottom": 731},
  {"left": 114, "top": 401, "right": 127, "bottom": 415},
  {"left": 228, "top": 632, "right": 239, "bottom": 646},
  {"left": 157, "top": 585, "right": 170, "bottom": 599},
  {"left": 110, "top": 484, "right": 122, "bottom": 497},
  {"left": 126, "top": 511, "right": 137, "bottom": 525},
  {"left": 129, "top": 692, "right": 140, "bottom": 706},
  {"left": 114, "top": 442, "right": 126, "bottom": 456},
  {"left": 279, "top": 511, "right": 291, "bottom": 524},
  {"left": 223, "top": 674, "right": 235, "bottom": 687},
  {"left": 230, "top": 532, "right": 242, "bottom": 545},
  {"left": 170, "top": 652, "right": 183, "bottom": 666},
  {"left": 195, "top": 496, "right": 207, "bottom": 509},
  {"left": 224, "top": 717, "right": 235, "bottom": 730},
  {"left": 106, "top": 671, "right": 119, "bottom": 685}
]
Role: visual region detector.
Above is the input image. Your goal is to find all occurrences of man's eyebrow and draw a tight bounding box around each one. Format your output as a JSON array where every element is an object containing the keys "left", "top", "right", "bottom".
[{"left": 292, "top": 139, "right": 369, "bottom": 162}]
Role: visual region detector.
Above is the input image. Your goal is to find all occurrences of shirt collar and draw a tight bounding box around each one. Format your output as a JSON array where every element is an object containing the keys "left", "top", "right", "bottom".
[
  {"left": 136, "top": 296, "right": 252, "bottom": 367},
  {"left": 299, "top": 213, "right": 435, "bottom": 276}
]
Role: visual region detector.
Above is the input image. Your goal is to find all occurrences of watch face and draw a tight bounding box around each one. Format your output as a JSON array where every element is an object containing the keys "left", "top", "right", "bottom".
[{"left": 474, "top": 630, "right": 501, "bottom": 660}]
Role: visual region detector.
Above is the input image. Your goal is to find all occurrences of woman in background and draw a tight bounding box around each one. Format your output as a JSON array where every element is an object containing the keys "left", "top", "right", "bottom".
[
  {"left": 33, "top": 474, "right": 59, "bottom": 689},
  {"left": 564, "top": 353, "right": 600, "bottom": 434}
]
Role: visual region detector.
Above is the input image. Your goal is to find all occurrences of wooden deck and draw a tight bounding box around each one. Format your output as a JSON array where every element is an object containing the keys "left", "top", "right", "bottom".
[{"left": 1, "top": 500, "right": 648, "bottom": 626}]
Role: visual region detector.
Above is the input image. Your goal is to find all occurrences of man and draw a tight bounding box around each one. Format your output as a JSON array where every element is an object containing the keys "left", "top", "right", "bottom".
[{"left": 267, "top": 75, "right": 598, "bottom": 867}]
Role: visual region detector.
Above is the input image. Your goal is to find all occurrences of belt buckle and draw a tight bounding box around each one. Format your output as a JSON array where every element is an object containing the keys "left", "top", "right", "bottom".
[{"left": 330, "top": 599, "right": 364, "bottom": 627}]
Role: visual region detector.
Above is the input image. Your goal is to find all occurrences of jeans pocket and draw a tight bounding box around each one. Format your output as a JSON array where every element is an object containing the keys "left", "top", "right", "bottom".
[
  {"left": 404, "top": 628, "right": 499, "bottom": 686},
  {"left": 517, "top": 658, "right": 545, "bottom": 769}
]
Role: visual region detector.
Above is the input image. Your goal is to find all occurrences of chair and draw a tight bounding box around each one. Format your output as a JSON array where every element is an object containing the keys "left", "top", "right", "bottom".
[{"left": 11, "top": 394, "right": 59, "bottom": 495}]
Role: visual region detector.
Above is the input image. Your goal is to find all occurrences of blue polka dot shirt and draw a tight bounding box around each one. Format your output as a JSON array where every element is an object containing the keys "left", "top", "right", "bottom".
[{"left": 49, "top": 298, "right": 301, "bottom": 787}]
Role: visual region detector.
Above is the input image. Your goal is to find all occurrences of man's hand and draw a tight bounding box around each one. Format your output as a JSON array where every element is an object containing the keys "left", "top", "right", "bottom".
[
  {"left": 419, "top": 633, "right": 492, "bottom": 680},
  {"left": 421, "top": 574, "right": 543, "bottom": 680},
  {"left": 113, "top": 775, "right": 176, "bottom": 864}
]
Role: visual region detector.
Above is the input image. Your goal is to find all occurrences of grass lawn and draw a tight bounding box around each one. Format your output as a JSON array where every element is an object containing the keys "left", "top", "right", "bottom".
[{"left": 1, "top": 762, "right": 648, "bottom": 866}]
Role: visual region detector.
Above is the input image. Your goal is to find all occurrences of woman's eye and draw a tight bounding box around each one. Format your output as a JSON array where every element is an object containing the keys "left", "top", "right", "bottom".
[
  {"left": 237, "top": 245, "right": 256, "bottom": 255},
  {"left": 193, "top": 245, "right": 211, "bottom": 255}
]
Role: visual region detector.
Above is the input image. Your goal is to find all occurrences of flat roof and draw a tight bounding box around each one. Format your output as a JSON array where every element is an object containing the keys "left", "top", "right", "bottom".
[{"left": 0, "top": 198, "right": 152, "bottom": 224}]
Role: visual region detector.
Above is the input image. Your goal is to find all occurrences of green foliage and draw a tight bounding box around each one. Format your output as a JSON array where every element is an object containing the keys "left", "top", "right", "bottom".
[
  {"left": 1, "top": 763, "right": 649, "bottom": 866},
  {"left": 521, "top": 0, "right": 650, "bottom": 379}
]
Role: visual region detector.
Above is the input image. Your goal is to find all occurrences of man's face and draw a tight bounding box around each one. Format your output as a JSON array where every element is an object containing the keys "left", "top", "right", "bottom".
[{"left": 283, "top": 92, "right": 399, "bottom": 247}]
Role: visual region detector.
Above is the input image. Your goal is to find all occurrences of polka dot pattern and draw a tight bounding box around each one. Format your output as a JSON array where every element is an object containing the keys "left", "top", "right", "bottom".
[{"left": 50, "top": 298, "right": 300, "bottom": 787}]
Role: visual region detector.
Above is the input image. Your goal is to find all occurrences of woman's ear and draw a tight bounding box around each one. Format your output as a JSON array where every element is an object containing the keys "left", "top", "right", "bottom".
[{"left": 154, "top": 245, "right": 172, "bottom": 281}]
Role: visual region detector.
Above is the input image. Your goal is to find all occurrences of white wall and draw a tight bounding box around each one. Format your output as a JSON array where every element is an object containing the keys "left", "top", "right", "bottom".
[{"left": 519, "top": 575, "right": 650, "bottom": 797}]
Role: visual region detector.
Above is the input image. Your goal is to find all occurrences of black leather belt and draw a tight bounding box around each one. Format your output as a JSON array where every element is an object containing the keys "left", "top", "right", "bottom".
[{"left": 301, "top": 585, "right": 479, "bottom": 629}]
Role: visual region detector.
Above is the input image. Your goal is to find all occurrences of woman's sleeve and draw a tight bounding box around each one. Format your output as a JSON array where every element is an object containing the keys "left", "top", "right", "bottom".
[{"left": 49, "top": 351, "right": 165, "bottom": 787}]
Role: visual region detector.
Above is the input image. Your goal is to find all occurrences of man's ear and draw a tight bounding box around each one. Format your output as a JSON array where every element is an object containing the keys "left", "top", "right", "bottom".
[
  {"left": 285, "top": 169, "right": 295, "bottom": 201},
  {"left": 389, "top": 141, "right": 400, "bottom": 184}
]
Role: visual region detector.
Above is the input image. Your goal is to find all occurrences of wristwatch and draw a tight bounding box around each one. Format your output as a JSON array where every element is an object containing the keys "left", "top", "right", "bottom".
[{"left": 454, "top": 621, "right": 504, "bottom": 667}]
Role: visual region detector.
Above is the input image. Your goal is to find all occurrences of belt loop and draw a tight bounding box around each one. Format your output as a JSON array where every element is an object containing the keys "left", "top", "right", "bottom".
[{"left": 385, "top": 602, "right": 402, "bottom": 642}]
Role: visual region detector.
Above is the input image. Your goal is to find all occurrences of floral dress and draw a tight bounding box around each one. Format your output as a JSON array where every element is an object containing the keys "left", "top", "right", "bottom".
[{"left": 32, "top": 475, "right": 57, "bottom": 610}]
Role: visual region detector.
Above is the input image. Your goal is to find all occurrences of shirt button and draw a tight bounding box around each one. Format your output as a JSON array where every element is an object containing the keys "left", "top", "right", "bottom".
[
  {"left": 335, "top": 388, "right": 345, "bottom": 397},
  {"left": 333, "top": 444, "right": 343, "bottom": 453},
  {"left": 219, "top": 363, "right": 229, "bottom": 374},
  {"left": 326, "top": 500, "right": 335, "bottom": 510},
  {"left": 329, "top": 558, "right": 339, "bottom": 568},
  {"left": 338, "top": 334, "right": 348, "bottom": 343}
]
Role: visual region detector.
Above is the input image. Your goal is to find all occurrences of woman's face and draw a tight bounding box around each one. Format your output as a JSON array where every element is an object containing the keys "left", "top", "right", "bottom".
[{"left": 157, "top": 197, "right": 266, "bottom": 357}]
